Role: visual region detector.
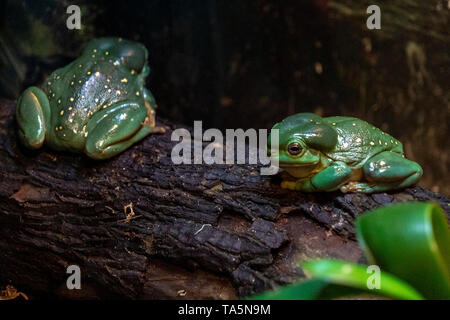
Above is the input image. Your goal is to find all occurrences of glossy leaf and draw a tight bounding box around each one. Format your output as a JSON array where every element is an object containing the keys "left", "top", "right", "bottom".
[
  {"left": 248, "top": 201, "right": 449, "bottom": 300},
  {"left": 302, "top": 259, "right": 423, "bottom": 300},
  {"left": 248, "top": 278, "right": 367, "bottom": 300},
  {"left": 250, "top": 260, "right": 423, "bottom": 300},
  {"left": 355, "top": 201, "right": 450, "bottom": 299}
]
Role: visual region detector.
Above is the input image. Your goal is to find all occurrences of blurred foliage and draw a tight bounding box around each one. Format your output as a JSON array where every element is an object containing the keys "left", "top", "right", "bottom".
[
  {"left": 0, "top": 0, "right": 448, "bottom": 193},
  {"left": 250, "top": 202, "right": 450, "bottom": 300}
]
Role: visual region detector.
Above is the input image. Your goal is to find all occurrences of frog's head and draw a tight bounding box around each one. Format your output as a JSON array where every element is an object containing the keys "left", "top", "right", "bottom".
[
  {"left": 82, "top": 37, "right": 150, "bottom": 75},
  {"left": 268, "top": 113, "right": 337, "bottom": 169}
]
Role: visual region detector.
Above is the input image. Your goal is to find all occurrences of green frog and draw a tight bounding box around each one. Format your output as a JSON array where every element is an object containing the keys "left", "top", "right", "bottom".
[
  {"left": 16, "top": 37, "right": 164, "bottom": 160},
  {"left": 269, "top": 113, "right": 422, "bottom": 193}
]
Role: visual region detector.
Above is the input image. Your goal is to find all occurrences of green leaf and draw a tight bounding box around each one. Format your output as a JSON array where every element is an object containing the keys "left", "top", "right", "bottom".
[
  {"left": 302, "top": 259, "right": 423, "bottom": 300},
  {"left": 248, "top": 259, "right": 423, "bottom": 300},
  {"left": 247, "top": 201, "right": 450, "bottom": 300},
  {"left": 248, "top": 279, "right": 330, "bottom": 300},
  {"left": 247, "top": 278, "right": 371, "bottom": 300},
  {"left": 355, "top": 201, "right": 450, "bottom": 299}
]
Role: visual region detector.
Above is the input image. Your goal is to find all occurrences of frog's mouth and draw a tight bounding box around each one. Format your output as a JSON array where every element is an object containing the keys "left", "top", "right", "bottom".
[
  {"left": 278, "top": 159, "right": 320, "bottom": 167},
  {"left": 277, "top": 149, "right": 321, "bottom": 167}
]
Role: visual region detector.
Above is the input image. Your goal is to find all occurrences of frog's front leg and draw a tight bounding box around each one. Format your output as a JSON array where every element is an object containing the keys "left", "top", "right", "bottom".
[
  {"left": 282, "top": 161, "right": 352, "bottom": 192},
  {"left": 341, "top": 151, "right": 423, "bottom": 193},
  {"left": 84, "top": 99, "right": 163, "bottom": 160},
  {"left": 16, "top": 86, "right": 51, "bottom": 149}
]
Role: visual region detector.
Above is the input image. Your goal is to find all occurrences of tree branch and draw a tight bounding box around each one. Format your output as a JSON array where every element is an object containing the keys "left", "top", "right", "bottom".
[{"left": 0, "top": 99, "right": 448, "bottom": 299}]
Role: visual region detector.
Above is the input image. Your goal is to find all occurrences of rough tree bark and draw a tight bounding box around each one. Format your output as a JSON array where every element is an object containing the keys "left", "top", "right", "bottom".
[{"left": 0, "top": 99, "right": 448, "bottom": 299}]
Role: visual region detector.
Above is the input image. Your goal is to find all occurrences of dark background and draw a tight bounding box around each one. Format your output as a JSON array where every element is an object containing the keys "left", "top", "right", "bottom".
[{"left": 0, "top": 0, "right": 448, "bottom": 194}]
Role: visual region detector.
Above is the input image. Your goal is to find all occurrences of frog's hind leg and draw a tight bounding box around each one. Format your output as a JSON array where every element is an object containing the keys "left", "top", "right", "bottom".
[
  {"left": 84, "top": 99, "right": 164, "bottom": 160},
  {"left": 341, "top": 151, "right": 423, "bottom": 193},
  {"left": 16, "top": 86, "right": 50, "bottom": 149}
]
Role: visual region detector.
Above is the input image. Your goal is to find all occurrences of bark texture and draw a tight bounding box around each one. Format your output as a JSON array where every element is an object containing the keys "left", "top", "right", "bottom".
[{"left": 0, "top": 99, "right": 448, "bottom": 299}]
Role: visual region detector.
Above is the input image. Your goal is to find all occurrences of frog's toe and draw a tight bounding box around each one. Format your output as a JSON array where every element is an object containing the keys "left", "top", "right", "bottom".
[{"left": 340, "top": 182, "right": 374, "bottom": 193}]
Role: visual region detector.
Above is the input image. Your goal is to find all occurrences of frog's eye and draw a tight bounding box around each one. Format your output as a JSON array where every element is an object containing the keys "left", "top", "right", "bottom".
[{"left": 287, "top": 142, "right": 303, "bottom": 156}]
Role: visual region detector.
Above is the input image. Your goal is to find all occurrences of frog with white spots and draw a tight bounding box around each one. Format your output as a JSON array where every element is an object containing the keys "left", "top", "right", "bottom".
[
  {"left": 16, "top": 37, "right": 164, "bottom": 159},
  {"left": 269, "top": 113, "right": 423, "bottom": 193}
]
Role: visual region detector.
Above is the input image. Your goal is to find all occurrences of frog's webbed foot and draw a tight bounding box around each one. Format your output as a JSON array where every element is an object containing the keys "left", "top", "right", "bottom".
[
  {"left": 340, "top": 181, "right": 411, "bottom": 193},
  {"left": 16, "top": 86, "right": 50, "bottom": 149},
  {"left": 340, "top": 182, "right": 376, "bottom": 193}
]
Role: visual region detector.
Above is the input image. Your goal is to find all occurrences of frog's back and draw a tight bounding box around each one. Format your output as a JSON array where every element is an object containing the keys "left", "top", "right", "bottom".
[
  {"left": 42, "top": 44, "right": 146, "bottom": 152},
  {"left": 322, "top": 116, "right": 403, "bottom": 167}
]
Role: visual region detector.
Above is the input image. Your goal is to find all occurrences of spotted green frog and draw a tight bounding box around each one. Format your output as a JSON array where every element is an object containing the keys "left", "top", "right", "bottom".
[
  {"left": 16, "top": 37, "right": 165, "bottom": 160},
  {"left": 269, "top": 113, "right": 422, "bottom": 193}
]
